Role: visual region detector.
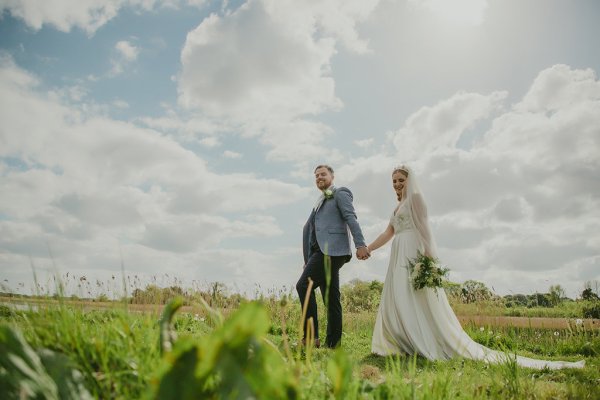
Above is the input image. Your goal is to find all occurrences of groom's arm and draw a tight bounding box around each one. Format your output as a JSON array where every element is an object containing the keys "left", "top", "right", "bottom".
[{"left": 334, "top": 187, "right": 367, "bottom": 249}]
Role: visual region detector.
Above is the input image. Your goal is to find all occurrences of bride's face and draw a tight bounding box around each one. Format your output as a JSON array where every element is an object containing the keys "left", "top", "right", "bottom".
[{"left": 392, "top": 171, "right": 407, "bottom": 200}]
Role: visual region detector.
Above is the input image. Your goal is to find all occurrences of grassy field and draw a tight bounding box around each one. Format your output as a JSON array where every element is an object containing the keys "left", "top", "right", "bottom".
[{"left": 1, "top": 296, "right": 599, "bottom": 399}]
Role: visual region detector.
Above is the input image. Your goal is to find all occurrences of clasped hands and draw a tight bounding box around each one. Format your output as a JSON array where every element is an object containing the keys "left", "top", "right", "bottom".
[{"left": 356, "top": 246, "right": 371, "bottom": 260}]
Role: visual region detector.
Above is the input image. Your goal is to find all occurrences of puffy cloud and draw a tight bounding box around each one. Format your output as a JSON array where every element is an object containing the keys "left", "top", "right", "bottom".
[
  {"left": 354, "top": 138, "right": 374, "bottom": 148},
  {"left": 140, "top": 214, "right": 281, "bottom": 253},
  {"left": 516, "top": 64, "right": 600, "bottom": 113},
  {"left": 492, "top": 196, "right": 530, "bottom": 222},
  {"left": 178, "top": 0, "right": 380, "bottom": 162},
  {"left": 347, "top": 64, "right": 600, "bottom": 297},
  {"left": 223, "top": 150, "right": 241, "bottom": 159},
  {"left": 199, "top": 136, "right": 221, "bottom": 147},
  {"left": 115, "top": 40, "right": 139, "bottom": 61},
  {"left": 110, "top": 40, "right": 140, "bottom": 76},
  {"left": 179, "top": 1, "right": 341, "bottom": 119},
  {"left": 54, "top": 191, "right": 143, "bottom": 227},
  {"left": 0, "top": 0, "right": 206, "bottom": 34},
  {"left": 0, "top": 55, "right": 306, "bottom": 289},
  {"left": 0, "top": 0, "right": 144, "bottom": 34},
  {"left": 392, "top": 91, "right": 507, "bottom": 162}
]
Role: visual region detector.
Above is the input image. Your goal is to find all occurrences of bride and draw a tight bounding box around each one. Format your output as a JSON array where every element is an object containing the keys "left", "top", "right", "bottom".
[{"left": 365, "top": 165, "right": 584, "bottom": 369}]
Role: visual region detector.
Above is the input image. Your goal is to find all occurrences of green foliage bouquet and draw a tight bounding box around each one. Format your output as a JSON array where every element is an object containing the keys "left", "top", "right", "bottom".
[{"left": 408, "top": 252, "right": 449, "bottom": 292}]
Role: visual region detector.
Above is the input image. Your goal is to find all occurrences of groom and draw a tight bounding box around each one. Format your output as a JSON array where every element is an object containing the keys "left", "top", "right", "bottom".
[{"left": 296, "top": 164, "right": 370, "bottom": 348}]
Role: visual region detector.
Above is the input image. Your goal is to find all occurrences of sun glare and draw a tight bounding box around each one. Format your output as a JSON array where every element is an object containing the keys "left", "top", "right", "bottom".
[{"left": 410, "top": 0, "right": 488, "bottom": 26}]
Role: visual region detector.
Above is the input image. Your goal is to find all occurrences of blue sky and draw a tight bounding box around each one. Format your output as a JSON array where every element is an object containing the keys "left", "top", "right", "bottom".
[{"left": 1, "top": 0, "right": 599, "bottom": 299}]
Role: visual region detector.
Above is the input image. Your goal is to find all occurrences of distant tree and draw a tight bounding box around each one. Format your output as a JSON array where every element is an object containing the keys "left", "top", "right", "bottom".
[
  {"left": 548, "top": 285, "right": 566, "bottom": 306},
  {"left": 209, "top": 282, "right": 227, "bottom": 306},
  {"left": 528, "top": 292, "right": 551, "bottom": 308},
  {"left": 460, "top": 280, "right": 491, "bottom": 303},
  {"left": 130, "top": 284, "right": 163, "bottom": 304},
  {"left": 503, "top": 293, "right": 528, "bottom": 307},
  {"left": 96, "top": 293, "right": 110, "bottom": 302},
  {"left": 581, "top": 287, "right": 600, "bottom": 301},
  {"left": 162, "top": 286, "right": 184, "bottom": 304},
  {"left": 581, "top": 281, "right": 600, "bottom": 301},
  {"left": 227, "top": 293, "right": 244, "bottom": 308},
  {"left": 442, "top": 281, "right": 462, "bottom": 302}
]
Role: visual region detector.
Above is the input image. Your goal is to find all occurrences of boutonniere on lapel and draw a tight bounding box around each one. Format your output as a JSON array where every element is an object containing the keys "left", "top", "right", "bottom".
[{"left": 323, "top": 188, "right": 334, "bottom": 199}]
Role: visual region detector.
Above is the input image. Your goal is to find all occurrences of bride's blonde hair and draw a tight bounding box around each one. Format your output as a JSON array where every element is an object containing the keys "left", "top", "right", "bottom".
[{"left": 393, "top": 165, "right": 409, "bottom": 177}]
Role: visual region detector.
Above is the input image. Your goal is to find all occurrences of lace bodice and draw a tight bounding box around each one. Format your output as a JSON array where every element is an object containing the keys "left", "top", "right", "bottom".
[{"left": 390, "top": 202, "right": 414, "bottom": 233}]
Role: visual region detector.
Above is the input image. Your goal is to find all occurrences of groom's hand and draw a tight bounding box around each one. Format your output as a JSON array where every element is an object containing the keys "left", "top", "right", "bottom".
[{"left": 356, "top": 246, "right": 370, "bottom": 260}]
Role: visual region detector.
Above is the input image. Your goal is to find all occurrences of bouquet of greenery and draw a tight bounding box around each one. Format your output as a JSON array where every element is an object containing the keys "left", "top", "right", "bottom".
[{"left": 408, "top": 252, "right": 449, "bottom": 292}]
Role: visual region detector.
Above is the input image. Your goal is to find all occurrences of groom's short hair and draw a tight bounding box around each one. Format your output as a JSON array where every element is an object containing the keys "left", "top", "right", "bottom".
[{"left": 314, "top": 164, "right": 334, "bottom": 174}]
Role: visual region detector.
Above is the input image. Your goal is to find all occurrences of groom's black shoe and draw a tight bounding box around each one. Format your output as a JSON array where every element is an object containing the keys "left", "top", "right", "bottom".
[{"left": 325, "top": 340, "right": 341, "bottom": 349}]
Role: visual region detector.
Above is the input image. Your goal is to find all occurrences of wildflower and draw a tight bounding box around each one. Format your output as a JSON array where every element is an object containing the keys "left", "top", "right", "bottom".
[
  {"left": 554, "top": 331, "right": 559, "bottom": 337},
  {"left": 576, "top": 319, "right": 583, "bottom": 326},
  {"left": 480, "top": 327, "right": 485, "bottom": 332}
]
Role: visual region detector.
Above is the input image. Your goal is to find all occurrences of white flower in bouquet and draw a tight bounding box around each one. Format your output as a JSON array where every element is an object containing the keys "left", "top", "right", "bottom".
[{"left": 414, "top": 263, "right": 422, "bottom": 275}]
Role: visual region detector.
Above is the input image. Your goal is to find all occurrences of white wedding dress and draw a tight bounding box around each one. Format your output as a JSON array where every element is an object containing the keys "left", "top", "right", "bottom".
[{"left": 371, "top": 200, "right": 585, "bottom": 370}]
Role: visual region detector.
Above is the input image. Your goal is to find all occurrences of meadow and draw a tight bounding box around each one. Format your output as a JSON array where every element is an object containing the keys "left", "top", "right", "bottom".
[{"left": 1, "top": 281, "right": 599, "bottom": 399}]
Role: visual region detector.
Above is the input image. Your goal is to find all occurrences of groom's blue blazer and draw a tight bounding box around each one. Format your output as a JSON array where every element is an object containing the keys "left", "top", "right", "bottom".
[{"left": 303, "top": 187, "right": 366, "bottom": 263}]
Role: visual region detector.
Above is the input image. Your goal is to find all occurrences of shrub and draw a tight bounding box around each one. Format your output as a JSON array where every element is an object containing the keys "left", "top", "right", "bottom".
[
  {"left": 341, "top": 279, "right": 382, "bottom": 313},
  {"left": 582, "top": 302, "right": 600, "bottom": 319},
  {"left": 460, "top": 280, "right": 492, "bottom": 303}
]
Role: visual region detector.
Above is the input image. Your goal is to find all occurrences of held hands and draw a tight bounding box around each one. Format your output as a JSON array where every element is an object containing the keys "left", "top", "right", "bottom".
[{"left": 356, "top": 246, "right": 371, "bottom": 260}]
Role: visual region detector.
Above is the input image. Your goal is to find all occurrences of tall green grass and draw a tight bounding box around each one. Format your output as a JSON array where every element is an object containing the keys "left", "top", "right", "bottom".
[{"left": 1, "top": 294, "right": 599, "bottom": 399}]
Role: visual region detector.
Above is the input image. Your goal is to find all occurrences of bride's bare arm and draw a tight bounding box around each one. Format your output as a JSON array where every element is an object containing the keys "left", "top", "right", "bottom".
[{"left": 367, "top": 224, "right": 394, "bottom": 253}]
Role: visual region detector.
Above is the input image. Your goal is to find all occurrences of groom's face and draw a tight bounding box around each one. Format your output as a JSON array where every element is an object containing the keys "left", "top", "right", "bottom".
[{"left": 315, "top": 167, "right": 333, "bottom": 190}]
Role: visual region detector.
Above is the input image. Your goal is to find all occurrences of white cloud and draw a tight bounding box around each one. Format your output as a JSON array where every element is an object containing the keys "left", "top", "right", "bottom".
[
  {"left": 346, "top": 64, "right": 600, "bottom": 297},
  {"left": 223, "top": 150, "right": 241, "bottom": 159},
  {"left": 354, "top": 138, "right": 374, "bottom": 148},
  {"left": 137, "top": 113, "right": 224, "bottom": 138},
  {"left": 112, "top": 99, "right": 129, "bottom": 109},
  {"left": 179, "top": 2, "right": 340, "bottom": 119},
  {"left": 392, "top": 90, "right": 507, "bottom": 161},
  {"left": 185, "top": 0, "right": 208, "bottom": 8},
  {"left": 0, "top": 56, "right": 307, "bottom": 291},
  {"left": 140, "top": 214, "right": 281, "bottom": 253},
  {"left": 516, "top": 64, "right": 600, "bottom": 113},
  {"left": 178, "top": 0, "right": 380, "bottom": 162},
  {"left": 199, "top": 136, "right": 221, "bottom": 147},
  {"left": 115, "top": 40, "right": 139, "bottom": 61},
  {"left": 0, "top": 0, "right": 207, "bottom": 34},
  {"left": 0, "top": 0, "right": 146, "bottom": 34},
  {"left": 110, "top": 40, "right": 140, "bottom": 76}
]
